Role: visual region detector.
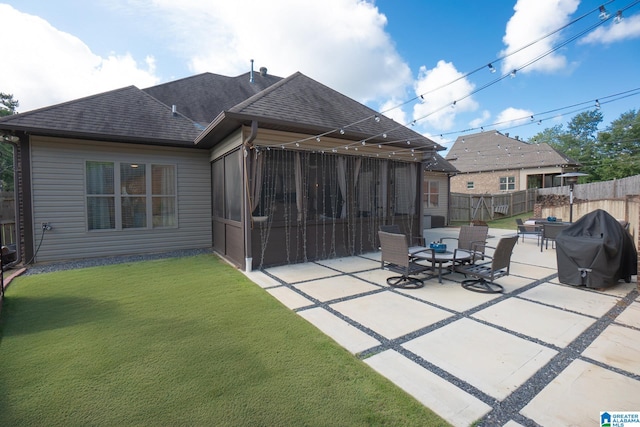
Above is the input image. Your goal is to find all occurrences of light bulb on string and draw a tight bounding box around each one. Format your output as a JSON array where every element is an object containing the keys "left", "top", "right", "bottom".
[{"left": 488, "top": 63, "right": 496, "bottom": 73}]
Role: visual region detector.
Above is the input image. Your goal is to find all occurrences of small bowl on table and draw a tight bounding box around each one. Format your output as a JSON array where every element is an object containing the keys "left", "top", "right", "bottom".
[{"left": 429, "top": 243, "right": 447, "bottom": 253}]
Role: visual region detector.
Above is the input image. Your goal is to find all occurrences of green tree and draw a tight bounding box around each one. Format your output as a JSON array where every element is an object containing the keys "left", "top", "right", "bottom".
[
  {"left": 0, "top": 92, "right": 19, "bottom": 191},
  {"left": 0, "top": 92, "right": 19, "bottom": 117}
]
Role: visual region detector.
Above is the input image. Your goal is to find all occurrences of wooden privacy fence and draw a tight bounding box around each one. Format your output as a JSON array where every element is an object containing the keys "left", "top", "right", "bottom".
[
  {"left": 450, "top": 190, "right": 537, "bottom": 222},
  {"left": 537, "top": 174, "right": 640, "bottom": 200}
]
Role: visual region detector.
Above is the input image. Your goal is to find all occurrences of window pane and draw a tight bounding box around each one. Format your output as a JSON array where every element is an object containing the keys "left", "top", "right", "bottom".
[
  {"left": 152, "top": 165, "right": 176, "bottom": 195},
  {"left": 122, "top": 196, "right": 146, "bottom": 228},
  {"left": 87, "top": 197, "right": 115, "bottom": 230},
  {"left": 121, "top": 163, "right": 146, "bottom": 195},
  {"left": 153, "top": 197, "right": 176, "bottom": 227},
  {"left": 86, "top": 161, "right": 114, "bottom": 194},
  {"left": 87, "top": 161, "right": 115, "bottom": 230}
]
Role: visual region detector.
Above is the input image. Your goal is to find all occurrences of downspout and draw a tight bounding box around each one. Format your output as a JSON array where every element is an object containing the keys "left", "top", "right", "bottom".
[{"left": 243, "top": 120, "right": 258, "bottom": 271}]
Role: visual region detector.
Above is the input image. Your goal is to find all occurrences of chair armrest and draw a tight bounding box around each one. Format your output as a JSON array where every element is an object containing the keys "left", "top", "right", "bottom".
[{"left": 439, "top": 237, "right": 458, "bottom": 244}]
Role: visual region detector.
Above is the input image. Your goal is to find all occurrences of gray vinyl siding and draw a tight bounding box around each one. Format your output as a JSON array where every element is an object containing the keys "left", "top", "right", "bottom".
[{"left": 30, "top": 136, "right": 211, "bottom": 263}]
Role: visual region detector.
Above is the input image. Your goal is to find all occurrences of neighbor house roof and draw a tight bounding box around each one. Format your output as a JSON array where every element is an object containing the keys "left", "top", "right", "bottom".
[
  {"left": 0, "top": 86, "right": 205, "bottom": 147},
  {"left": 445, "top": 130, "right": 580, "bottom": 173},
  {"left": 196, "top": 72, "right": 444, "bottom": 155}
]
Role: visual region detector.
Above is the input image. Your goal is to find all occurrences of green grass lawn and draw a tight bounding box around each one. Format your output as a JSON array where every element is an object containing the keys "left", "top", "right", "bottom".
[{"left": 0, "top": 255, "right": 449, "bottom": 426}]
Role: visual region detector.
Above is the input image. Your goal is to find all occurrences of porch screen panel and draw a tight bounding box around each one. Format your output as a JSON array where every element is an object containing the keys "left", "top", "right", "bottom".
[
  {"left": 212, "top": 158, "right": 224, "bottom": 218},
  {"left": 224, "top": 150, "right": 242, "bottom": 221},
  {"left": 86, "top": 161, "right": 115, "bottom": 230}
]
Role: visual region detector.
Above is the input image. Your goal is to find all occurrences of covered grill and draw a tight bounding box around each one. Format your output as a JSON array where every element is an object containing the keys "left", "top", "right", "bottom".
[{"left": 556, "top": 209, "right": 637, "bottom": 288}]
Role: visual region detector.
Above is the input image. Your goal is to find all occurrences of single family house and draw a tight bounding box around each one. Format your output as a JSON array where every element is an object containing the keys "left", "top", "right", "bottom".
[
  {"left": 446, "top": 130, "right": 581, "bottom": 194},
  {"left": 0, "top": 69, "right": 453, "bottom": 270}
]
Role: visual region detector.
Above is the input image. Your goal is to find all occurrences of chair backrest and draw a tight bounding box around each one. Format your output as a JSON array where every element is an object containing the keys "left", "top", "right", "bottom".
[
  {"left": 491, "top": 235, "right": 518, "bottom": 272},
  {"left": 458, "top": 225, "right": 489, "bottom": 252},
  {"left": 378, "top": 231, "right": 410, "bottom": 268},
  {"left": 543, "top": 223, "right": 568, "bottom": 239},
  {"left": 379, "top": 224, "right": 402, "bottom": 234}
]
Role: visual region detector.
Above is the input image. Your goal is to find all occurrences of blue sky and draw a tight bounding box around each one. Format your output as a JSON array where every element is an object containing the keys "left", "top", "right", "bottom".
[{"left": 2, "top": 0, "right": 639, "bottom": 151}]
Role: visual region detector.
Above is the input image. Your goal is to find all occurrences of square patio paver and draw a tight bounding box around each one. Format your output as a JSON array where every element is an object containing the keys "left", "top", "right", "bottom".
[
  {"left": 330, "top": 291, "right": 451, "bottom": 339},
  {"left": 403, "top": 318, "right": 557, "bottom": 400},
  {"left": 298, "top": 307, "right": 380, "bottom": 354},
  {"left": 316, "top": 256, "right": 381, "bottom": 273},
  {"left": 293, "top": 275, "right": 380, "bottom": 302},
  {"left": 365, "top": 350, "right": 492, "bottom": 427},
  {"left": 519, "top": 282, "right": 619, "bottom": 317},
  {"left": 616, "top": 301, "right": 640, "bottom": 328},
  {"left": 581, "top": 324, "right": 640, "bottom": 376},
  {"left": 472, "top": 297, "right": 595, "bottom": 348},
  {"left": 266, "top": 287, "right": 314, "bottom": 310},
  {"left": 265, "top": 262, "right": 339, "bottom": 283},
  {"left": 520, "top": 359, "right": 640, "bottom": 426}
]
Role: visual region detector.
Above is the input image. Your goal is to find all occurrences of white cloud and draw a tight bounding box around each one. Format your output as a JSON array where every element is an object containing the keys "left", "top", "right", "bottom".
[
  {"left": 579, "top": 14, "right": 640, "bottom": 45},
  {"left": 469, "top": 110, "right": 491, "bottom": 129},
  {"left": 500, "top": 0, "right": 579, "bottom": 75},
  {"left": 134, "top": 0, "right": 413, "bottom": 104},
  {"left": 0, "top": 4, "right": 160, "bottom": 111},
  {"left": 495, "top": 107, "right": 535, "bottom": 130},
  {"left": 412, "top": 61, "right": 478, "bottom": 131},
  {"left": 378, "top": 99, "right": 408, "bottom": 126}
]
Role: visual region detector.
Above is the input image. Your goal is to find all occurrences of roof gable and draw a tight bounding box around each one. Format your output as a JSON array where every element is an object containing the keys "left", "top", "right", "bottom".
[
  {"left": 445, "top": 131, "right": 579, "bottom": 172},
  {"left": 142, "top": 71, "right": 282, "bottom": 126},
  {"left": 198, "top": 72, "right": 443, "bottom": 151},
  {"left": 0, "top": 86, "right": 204, "bottom": 146}
]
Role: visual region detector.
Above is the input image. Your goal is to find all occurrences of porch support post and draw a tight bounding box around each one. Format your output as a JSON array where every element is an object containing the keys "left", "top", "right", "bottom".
[{"left": 243, "top": 121, "right": 258, "bottom": 272}]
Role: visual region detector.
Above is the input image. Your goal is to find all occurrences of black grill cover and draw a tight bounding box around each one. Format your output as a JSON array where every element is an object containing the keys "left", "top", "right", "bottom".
[{"left": 556, "top": 209, "right": 637, "bottom": 288}]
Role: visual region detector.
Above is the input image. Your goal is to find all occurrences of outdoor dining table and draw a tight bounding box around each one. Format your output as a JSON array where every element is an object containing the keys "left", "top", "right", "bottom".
[{"left": 413, "top": 249, "right": 473, "bottom": 283}]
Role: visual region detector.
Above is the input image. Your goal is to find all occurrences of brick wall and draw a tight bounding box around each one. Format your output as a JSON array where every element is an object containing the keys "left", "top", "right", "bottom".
[{"left": 450, "top": 171, "right": 520, "bottom": 194}]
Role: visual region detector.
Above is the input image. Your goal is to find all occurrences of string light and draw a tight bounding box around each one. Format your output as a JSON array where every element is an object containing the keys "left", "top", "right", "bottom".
[
  {"left": 257, "top": 2, "right": 632, "bottom": 157},
  {"left": 599, "top": 5, "right": 610, "bottom": 20},
  {"left": 614, "top": 10, "right": 623, "bottom": 23}
]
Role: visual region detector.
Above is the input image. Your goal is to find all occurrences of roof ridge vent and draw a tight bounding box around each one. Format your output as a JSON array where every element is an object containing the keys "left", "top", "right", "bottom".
[{"left": 172, "top": 105, "right": 177, "bottom": 116}]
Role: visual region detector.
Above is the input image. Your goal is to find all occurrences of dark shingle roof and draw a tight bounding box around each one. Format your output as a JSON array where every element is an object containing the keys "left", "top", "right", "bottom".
[
  {"left": 445, "top": 131, "right": 580, "bottom": 172},
  {"left": 0, "top": 86, "right": 204, "bottom": 147},
  {"left": 143, "top": 71, "right": 282, "bottom": 126},
  {"left": 197, "top": 72, "right": 443, "bottom": 152},
  {"left": 424, "top": 152, "right": 458, "bottom": 173}
]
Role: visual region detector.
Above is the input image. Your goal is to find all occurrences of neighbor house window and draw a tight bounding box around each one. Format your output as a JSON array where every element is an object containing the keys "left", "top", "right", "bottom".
[
  {"left": 467, "top": 181, "right": 474, "bottom": 189},
  {"left": 86, "top": 161, "right": 176, "bottom": 230},
  {"left": 423, "top": 180, "right": 439, "bottom": 209},
  {"left": 499, "top": 176, "right": 515, "bottom": 191}
]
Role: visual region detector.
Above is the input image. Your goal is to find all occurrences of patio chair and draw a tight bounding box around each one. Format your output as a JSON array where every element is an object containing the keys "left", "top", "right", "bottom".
[
  {"left": 438, "top": 225, "right": 488, "bottom": 264},
  {"left": 455, "top": 235, "right": 518, "bottom": 294},
  {"left": 540, "top": 223, "right": 569, "bottom": 252},
  {"left": 515, "top": 218, "right": 541, "bottom": 244},
  {"left": 379, "top": 224, "right": 426, "bottom": 255},
  {"left": 378, "top": 230, "right": 433, "bottom": 289}
]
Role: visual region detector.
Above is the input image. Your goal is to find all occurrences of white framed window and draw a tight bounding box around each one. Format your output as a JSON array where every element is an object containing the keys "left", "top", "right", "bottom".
[
  {"left": 466, "top": 181, "right": 474, "bottom": 189},
  {"left": 423, "top": 180, "right": 439, "bottom": 208},
  {"left": 499, "top": 176, "right": 515, "bottom": 191},
  {"left": 86, "top": 161, "right": 177, "bottom": 230}
]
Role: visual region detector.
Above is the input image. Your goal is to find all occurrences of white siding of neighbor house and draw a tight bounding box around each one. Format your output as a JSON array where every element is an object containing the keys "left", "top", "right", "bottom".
[{"left": 30, "top": 136, "right": 212, "bottom": 263}]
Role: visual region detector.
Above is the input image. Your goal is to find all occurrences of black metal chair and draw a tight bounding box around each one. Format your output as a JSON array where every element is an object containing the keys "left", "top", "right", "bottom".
[
  {"left": 540, "top": 223, "right": 569, "bottom": 251},
  {"left": 455, "top": 235, "right": 518, "bottom": 294},
  {"left": 378, "top": 231, "right": 433, "bottom": 289},
  {"left": 515, "top": 218, "right": 541, "bottom": 244}
]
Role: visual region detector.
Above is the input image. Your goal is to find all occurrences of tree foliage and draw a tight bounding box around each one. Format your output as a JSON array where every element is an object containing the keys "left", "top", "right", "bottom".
[
  {"left": 530, "top": 108, "right": 640, "bottom": 182},
  {"left": 1, "top": 92, "right": 18, "bottom": 191}
]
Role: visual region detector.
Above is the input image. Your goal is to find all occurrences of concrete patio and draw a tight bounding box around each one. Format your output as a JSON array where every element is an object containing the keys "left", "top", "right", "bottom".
[{"left": 245, "top": 227, "right": 640, "bottom": 427}]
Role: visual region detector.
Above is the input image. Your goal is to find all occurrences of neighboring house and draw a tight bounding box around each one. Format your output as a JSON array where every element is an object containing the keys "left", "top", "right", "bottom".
[
  {"left": 0, "top": 70, "right": 451, "bottom": 270},
  {"left": 446, "top": 130, "right": 581, "bottom": 194}
]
